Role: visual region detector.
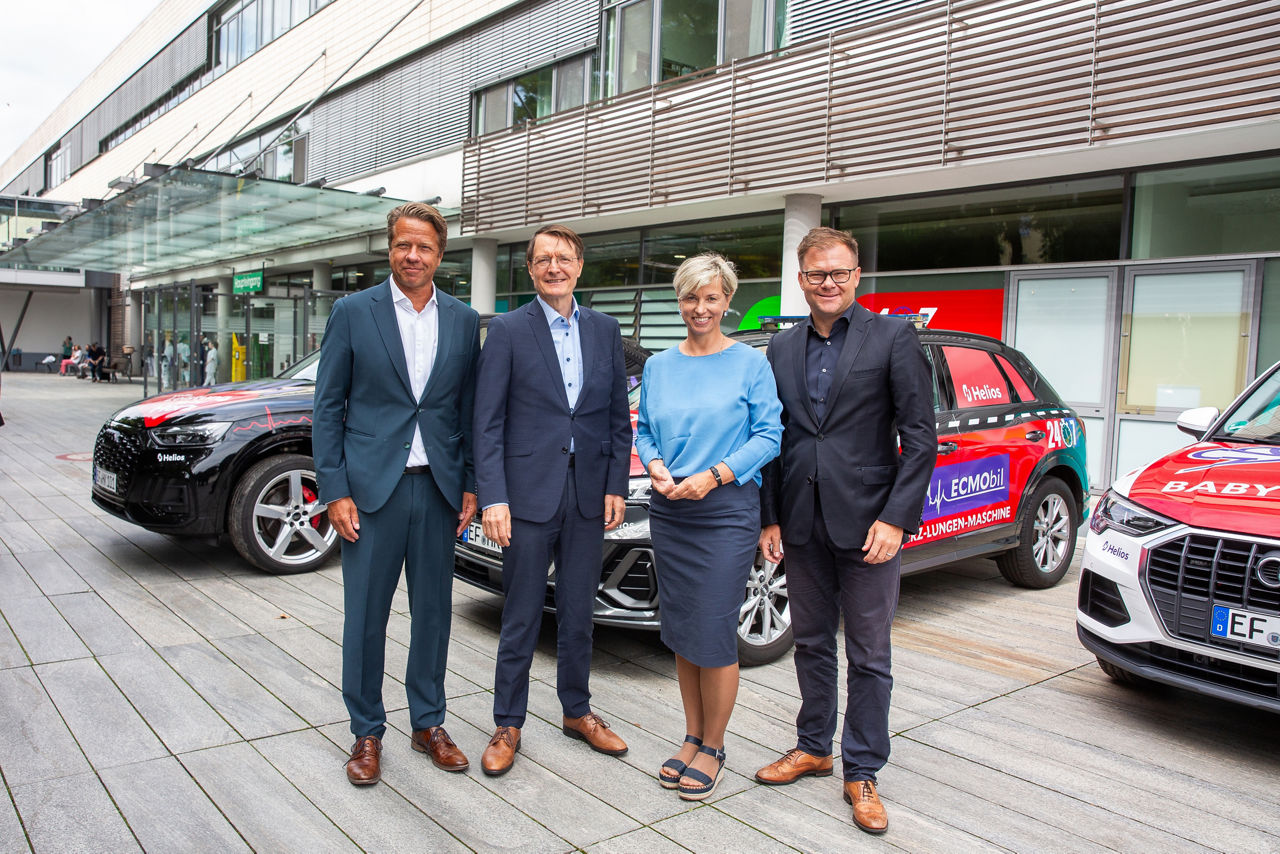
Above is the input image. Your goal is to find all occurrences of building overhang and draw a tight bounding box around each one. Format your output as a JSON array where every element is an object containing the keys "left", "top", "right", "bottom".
[{"left": 0, "top": 166, "right": 422, "bottom": 280}]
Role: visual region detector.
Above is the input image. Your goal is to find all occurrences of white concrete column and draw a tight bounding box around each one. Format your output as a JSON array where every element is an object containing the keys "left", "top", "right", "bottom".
[
  {"left": 470, "top": 238, "right": 498, "bottom": 314},
  {"left": 311, "top": 261, "right": 332, "bottom": 291},
  {"left": 780, "top": 193, "right": 822, "bottom": 317},
  {"left": 215, "top": 276, "right": 233, "bottom": 384}
]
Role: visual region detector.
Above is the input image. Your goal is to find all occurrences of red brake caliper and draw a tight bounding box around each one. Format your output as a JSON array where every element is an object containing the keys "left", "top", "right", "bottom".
[{"left": 303, "top": 485, "right": 322, "bottom": 528}]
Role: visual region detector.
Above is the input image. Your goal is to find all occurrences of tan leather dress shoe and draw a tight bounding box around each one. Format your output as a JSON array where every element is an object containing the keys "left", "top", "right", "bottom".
[
  {"left": 754, "top": 748, "right": 834, "bottom": 785},
  {"left": 411, "top": 726, "right": 469, "bottom": 772},
  {"left": 562, "top": 712, "right": 628, "bottom": 756},
  {"left": 346, "top": 735, "right": 382, "bottom": 786},
  {"left": 481, "top": 726, "right": 521, "bottom": 776},
  {"left": 844, "top": 779, "right": 889, "bottom": 834}
]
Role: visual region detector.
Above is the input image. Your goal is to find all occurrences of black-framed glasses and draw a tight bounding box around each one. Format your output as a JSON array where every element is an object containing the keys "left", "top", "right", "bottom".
[{"left": 801, "top": 268, "right": 855, "bottom": 285}]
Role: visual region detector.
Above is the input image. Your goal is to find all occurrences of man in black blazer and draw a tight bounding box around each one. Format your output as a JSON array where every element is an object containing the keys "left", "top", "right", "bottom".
[
  {"left": 755, "top": 227, "right": 936, "bottom": 834},
  {"left": 472, "top": 224, "right": 633, "bottom": 776},
  {"left": 314, "top": 202, "right": 481, "bottom": 786}
]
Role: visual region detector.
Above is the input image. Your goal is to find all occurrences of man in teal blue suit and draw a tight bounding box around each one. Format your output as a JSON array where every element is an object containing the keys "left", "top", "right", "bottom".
[{"left": 313, "top": 202, "right": 481, "bottom": 786}]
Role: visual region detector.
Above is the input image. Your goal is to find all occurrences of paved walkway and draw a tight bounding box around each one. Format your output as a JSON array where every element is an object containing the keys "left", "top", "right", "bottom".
[{"left": 0, "top": 371, "right": 1276, "bottom": 853}]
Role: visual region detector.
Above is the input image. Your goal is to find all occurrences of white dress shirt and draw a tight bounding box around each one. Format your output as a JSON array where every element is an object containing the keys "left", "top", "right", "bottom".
[{"left": 390, "top": 278, "right": 439, "bottom": 467}]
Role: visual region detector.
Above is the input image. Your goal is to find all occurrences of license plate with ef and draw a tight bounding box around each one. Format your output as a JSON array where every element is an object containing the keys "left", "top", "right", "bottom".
[
  {"left": 462, "top": 521, "right": 502, "bottom": 555},
  {"left": 1211, "top": 604, "right": 1280, "bottom": 649}
]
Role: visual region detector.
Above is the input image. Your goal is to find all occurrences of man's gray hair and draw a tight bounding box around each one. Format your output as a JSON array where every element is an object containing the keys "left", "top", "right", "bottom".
[{"left": 672, "top": 252, "right": 738, "bottom": 301}]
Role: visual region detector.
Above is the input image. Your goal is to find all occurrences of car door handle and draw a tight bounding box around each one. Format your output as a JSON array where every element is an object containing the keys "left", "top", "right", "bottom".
[
  {"left": 1025, "top": 430, "right": 1046, "bottom": 442},
  {"left": 937, "top": 442, "right": 958, "bottom": 455}
]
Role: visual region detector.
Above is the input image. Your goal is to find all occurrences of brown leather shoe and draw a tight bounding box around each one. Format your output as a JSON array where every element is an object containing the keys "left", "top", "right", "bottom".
[
  {"left": 754, "top": 748, "right": 834, "bottom": 785},
  {"left": 345, "top": 735, "right": 382, "bottom": 786},
  {"left": 562, "top": 712, "right": 628, "bottom": 756},
  {"left": 481, "top": 726, "right": 520, "bottom": 776},
  {"left": 411, "top": 726, "right": 469, "bottom": 772},
  {"left": 844, "top": 779, "right": 889, "bottom": 834}
]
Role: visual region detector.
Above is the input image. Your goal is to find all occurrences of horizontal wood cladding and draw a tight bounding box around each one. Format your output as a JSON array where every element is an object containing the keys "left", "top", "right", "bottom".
[{"left": 462, "top": 0, "right": 1279, "bottom": 233}]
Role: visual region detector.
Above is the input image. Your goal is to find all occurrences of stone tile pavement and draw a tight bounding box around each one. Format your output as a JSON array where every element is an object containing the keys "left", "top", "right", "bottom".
[{"left": 0, "top": 372, "right": 1277, "bottom": 852}]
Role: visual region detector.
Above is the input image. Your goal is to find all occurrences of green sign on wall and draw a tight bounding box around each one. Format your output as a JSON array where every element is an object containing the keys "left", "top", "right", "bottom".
[{"left": 233, "top": 271, "right": 263, "bottom": 294}]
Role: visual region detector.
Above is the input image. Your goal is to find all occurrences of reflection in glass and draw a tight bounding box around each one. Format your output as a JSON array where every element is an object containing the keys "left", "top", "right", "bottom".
[
  {"left": 578, "top": 231, "right": 641, "bottom": 290},
  {"left": 724, "top": 0, "right": 768, "bottom": 61},
  {"left": 643, "top": 215, "right": 782, "bottom": 283},
  {"left": 513, "top": 67, "right": 554, "bottom": 124},
  {"left": 1015, "top": 276, "right": 1109, "bottom": 403},
  {"left": 661, "top": 0, "right": 718, "bottom": 79},
  {"left": 619, "top": 0, "right": 655, "bottom": 93}
]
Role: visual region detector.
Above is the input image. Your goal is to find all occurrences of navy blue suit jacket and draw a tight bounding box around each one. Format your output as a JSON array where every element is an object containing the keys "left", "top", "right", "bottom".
[
  {"left": 312, "top": 279, "right": 481, "bottom": 513},
  {"left": 761, "top": 303, "right": 936, "bottom": 550},
  {"left": 473, "top": 300, "right": 631, "bottom": 523}
]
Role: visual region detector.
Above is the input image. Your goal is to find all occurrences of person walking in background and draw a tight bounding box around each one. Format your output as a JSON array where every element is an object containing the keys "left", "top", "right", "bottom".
[
  {"left": 472, "top": 224, "right": 633, "bottom": 777},
  {"left": 635, "top": 252, "right": 782, "bottom": 801},
  {"left": 313, "top": 201, "right": 481, "bottom": 787},
  {"left": 755, "top": 227, "right": 936, "bottom": 835},
  {"left": 203, "top": 339, "right": 219, "bottom": 386}
]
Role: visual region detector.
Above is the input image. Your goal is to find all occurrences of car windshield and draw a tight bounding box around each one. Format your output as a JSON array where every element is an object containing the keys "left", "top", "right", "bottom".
[
  {"left": 278, "top": 350, "right": 320, "bottom": 381},
  {"left": 1217, "top": 363, "right": 1280, "bottom": 444}
]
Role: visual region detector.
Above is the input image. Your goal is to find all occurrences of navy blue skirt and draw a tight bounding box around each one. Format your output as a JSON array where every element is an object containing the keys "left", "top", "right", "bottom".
[{"left": 648, "top": 481, "right": 759, "bottom": 667}]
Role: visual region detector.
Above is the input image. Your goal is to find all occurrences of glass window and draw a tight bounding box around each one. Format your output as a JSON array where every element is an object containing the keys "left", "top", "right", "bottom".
[
  {"left": 1131, "top": 155, "right": 1280, "bottom": 260},
  {"left": 513, "top": 67, "right": 555, "bottom": 124},
  {"left": 1014, "top": 275, "right": 1110, "bottom": 403},
  {"left": 578, "top": 231, "right": 642, "bottom": 290},
  {"left": 619, "top": 0, "right": 655, "bottom": 93},
  {"left": 994, "top": 354, "right": 1035, "bottom": 402},
  {"left": 942, "top": 346, "right": 1012, "bottom": 410},
  {"left": 833, "top": 178, "right": 1123, "bottom": 271},
  {"left": 859, "top": 271, "right": 1005, "bottom": 339},
  {"left": 661, "top": 0, "right": 718, "bottom": 80},
  {"left": 724, "top": 0, "right": 768, "bottom": 61},
  {"left": 642, "top": 214, "right": 782, "bottom": 282},
  {"left": 556, "top": 56, "right": 588, "bottom": 112},
  {"left": 1259, "top": 259, "right": 1280, "bottom": 372},
  {"left": 435, "top": 250, "right": 472, "bottom": 301},
  {"left": 1122, "top": 269, "right": 1246, "bottom": 411}
]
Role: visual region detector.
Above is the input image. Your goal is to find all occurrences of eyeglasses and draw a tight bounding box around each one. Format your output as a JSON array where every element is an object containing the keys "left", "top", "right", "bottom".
[
  {"left": 801, "top": 268, "right": 856, "bottom": 285},
  {"left": 530, "top": 254, "right": 579, "bottom": 270}
]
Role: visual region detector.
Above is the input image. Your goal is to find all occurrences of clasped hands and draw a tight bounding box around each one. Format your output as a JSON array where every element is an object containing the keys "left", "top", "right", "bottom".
[{"left": 646, "top": 460, "right": 722, "bottom": 501}]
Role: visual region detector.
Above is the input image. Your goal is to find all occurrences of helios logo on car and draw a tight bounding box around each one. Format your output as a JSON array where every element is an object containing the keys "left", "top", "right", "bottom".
[
  {"left": 157, "top": 453, "right": 186, "bottom": 463},
  {"left": 1101, "top": 541, "right": 1131, "bottom": 562}
]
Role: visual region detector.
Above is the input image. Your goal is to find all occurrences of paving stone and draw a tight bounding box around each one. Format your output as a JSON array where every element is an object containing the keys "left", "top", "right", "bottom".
[
  {"left": 233, "top": 573, "right": 344, "bottom": 626},
  {"left": 94, "top": 579, "right": 203, "bottom": 648},
  {"left": 0, "top": 554, "right": 43, "bottom": 603},
  {"left": 99, "top": 757, "right": 250, "bottom": 852},
  {"left": 59, "top": 544, "right": 136, "bottom": 592},
  {"left": 0, "top": 617, "right": 27, "bottom": 670},
  {"left": 212, "top": 632, "right": 348, "bottom": 727},
  {"left": 143, "top": 580, "right": 255, "bottom": 640},
  {"left": 0, "top": 595, "right": 89, "bottom": 665},
  {"left": 15, "top": 550, "right": 88, "bottom": 596},
  {"left": 50, "top": 591, "right": 147, "bottom": 655},
  {"left": 0, "top": 778, "right": 30, "bottom": 853},
  {"left": 98, "top": 649, "right": 241, "bottom": 754},
  {"left": 158, "top": 641, "right": 307, "bottom": 739},
  {"left": 651, "top": 801, "right": 800, "bottom": 854},
  {"left": 180, "top": 742, "right": 357, "bottom": 851},
  {"left": 0, "top": 522, "right": 50, "bottom": 554},
  {"left": 32, "top": 519, "right": 92, "bottom": 551},
  {"left": 255, "top": 729, "right": 470, "bottom": 853},
  {"left": 10, "top": 773, "right": 140, "bottom": 853},
  {"left": 37, "top": 658, "right": 169, "bottom": 769},
  {"left": 584, "top": 827, "right": 690, "bottom": 854},
  {"left": 188, "top": 576, "right": 306, "bottom": 632},
  {"left": 264, "top": 622, "right": 343, "bottom": 687}
]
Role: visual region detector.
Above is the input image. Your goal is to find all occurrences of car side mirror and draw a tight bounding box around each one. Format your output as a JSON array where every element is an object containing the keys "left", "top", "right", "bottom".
[{"left": 1176, "top": 406, "right": 1220, "bottom": 438}]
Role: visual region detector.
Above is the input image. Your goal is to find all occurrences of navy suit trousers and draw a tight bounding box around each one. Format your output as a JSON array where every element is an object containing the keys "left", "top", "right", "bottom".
[
  {"left": 492, "top": 470, "right": 600, "bottom": 727},
  {"left": 341, "top": 471, "right": 456, "bottom": 738},
  {"left": 783, "top": 489, "right": 900, "bottom": 782}
]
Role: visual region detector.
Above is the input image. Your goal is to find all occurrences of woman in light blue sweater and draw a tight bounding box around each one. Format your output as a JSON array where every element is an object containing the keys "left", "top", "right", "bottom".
[{"left": 636, "top": 252, "right": 782, "bottom": 800}]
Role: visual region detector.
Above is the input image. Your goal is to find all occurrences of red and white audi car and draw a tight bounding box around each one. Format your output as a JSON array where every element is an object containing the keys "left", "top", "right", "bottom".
[{"left": 1077, "top": 359, "right": 1280, "bottom": 713}]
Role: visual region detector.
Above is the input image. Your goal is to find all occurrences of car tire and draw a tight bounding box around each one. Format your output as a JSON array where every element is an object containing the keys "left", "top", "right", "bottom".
[
  {"left": 1096, "top": 656, "right": 1146, "bottom": 685},
  {"left": 996, "top": 476, "right": 1078, "bottom": 589},
  {"left": 737, "top": 549, "right": 793, "bottom": 666},
  {"left": 228, "top": 454, "right": 338, "bottom": 574}
]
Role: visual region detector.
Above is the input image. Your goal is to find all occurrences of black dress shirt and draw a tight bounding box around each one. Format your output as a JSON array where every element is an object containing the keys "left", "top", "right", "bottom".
[{"left": 805, "top": 303, "right": 857, "bottom": 422}]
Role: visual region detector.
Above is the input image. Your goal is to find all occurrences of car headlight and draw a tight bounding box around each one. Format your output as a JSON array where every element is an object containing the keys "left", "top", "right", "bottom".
[
  {"left": 1089, "top": 490, "right": 1175, "bottom": 537},
  {"left": 150, "top": 422, "right": 232, "bottom": 447}
]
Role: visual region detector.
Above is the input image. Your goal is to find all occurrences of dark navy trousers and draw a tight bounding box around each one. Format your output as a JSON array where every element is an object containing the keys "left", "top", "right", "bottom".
[
  {"left": 341, "top": 470, "right": 456, "bottom": 738},
  {"left": 783, "top": 494, "right": 900, "bottom": 783},
  {"left": 492, "top": 470, "right": 601, "bottom": 728}
]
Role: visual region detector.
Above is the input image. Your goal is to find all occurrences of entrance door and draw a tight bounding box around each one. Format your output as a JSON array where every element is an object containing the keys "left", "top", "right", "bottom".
[
  {"left": 246, "top": 296, "right": 301, "bottom": 379},
  {"left": 1114, "top": 264, "right": 1255, "bottom": 478},
  {"left": 1010, "top": 270, "right": 1117, "bottom": 490}
]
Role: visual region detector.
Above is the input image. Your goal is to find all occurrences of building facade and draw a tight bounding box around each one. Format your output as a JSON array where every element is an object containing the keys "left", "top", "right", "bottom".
[{"left": 2, "top": 0, "right": 1278, "bottom": 489}]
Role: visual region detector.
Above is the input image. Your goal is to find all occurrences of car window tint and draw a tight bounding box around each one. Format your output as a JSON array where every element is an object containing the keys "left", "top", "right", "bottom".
[
  {"left": 923, "top": 346, "right": 942, "bottom": 411},
  {"left": 995, "top": 353, "right": 1035, "bottom": 402},
  {"left": 942, "top": 345, "right": 1012, "bottom": 409}
]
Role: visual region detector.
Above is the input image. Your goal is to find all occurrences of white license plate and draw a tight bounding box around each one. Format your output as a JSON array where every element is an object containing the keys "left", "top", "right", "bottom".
[
  {"left": 461, "top": 521, "right": 502, "bottom": 555},
  {"left": 94, "top": 466, "right": 118, "bottom": 493},
  {"left": 1211, "top": 604, "right": 1280, "bottom": 649}
]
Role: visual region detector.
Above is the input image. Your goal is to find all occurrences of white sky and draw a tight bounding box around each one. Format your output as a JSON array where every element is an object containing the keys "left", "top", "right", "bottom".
[{"left": 0, "top": 0, "right": 162, "bottom": 169}]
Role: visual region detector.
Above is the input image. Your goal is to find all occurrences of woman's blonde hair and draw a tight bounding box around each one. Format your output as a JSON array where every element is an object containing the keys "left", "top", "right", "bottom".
[{"left": 672, "top": 252, "right": 738, "bottom": 301}]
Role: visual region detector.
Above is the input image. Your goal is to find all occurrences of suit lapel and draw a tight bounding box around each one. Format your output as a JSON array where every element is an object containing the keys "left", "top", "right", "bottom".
[
  {"left": 790, "top": 324, "right": 821, "bottom": 429},
  {"left": 577, "top": 305, "right": 596, "bottom": 396},
  {"left": 820, "top": 304, "right": 872, "bottom": 424},
  {"left": 527, "top": 301, "right": 571, "bottom": 409},
  {"left": 371, "top": 281, "right": 414, "bottom": 399},
  {"left": 421, "top": 291, "right": 455, "bottom": 403}
]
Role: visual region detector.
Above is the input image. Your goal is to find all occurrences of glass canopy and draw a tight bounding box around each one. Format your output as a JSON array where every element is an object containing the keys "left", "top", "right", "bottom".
[{"left": 0, "top": 167, "right": 417, "bottom": 277}]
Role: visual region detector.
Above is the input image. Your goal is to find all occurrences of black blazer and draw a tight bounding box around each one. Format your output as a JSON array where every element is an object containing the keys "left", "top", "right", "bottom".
[
  {"left": 473, "top": 300, "right": 632, "bottom": 523},
  {"left": 761, "top": 303, "right": 937, "bottom": 550}
]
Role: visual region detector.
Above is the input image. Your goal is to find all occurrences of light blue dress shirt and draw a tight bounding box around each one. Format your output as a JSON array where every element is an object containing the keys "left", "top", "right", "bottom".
[
  {"left": 635, "top": 341, "right": 782, "bottom": 486},
  {"left": 538, "top": 295, "right": 583, "bottom": 451}
]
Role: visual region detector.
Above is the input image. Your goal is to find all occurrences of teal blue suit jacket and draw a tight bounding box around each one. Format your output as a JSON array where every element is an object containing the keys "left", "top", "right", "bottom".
[{"left": 312, "top": 279, "right": 481, "bottom": 513}]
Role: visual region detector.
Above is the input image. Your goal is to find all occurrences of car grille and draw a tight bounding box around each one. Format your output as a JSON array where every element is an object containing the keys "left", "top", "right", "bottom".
[
  {"left": 1145, "top": 533, "right": 1280, "bottom": 663},
  {"left": 93, "top": 422, "right": 143, "bottom": 497},
  {"left": 1108, "top": 639, "right": 1280, "bottom": 703},
  {"left": 1078, "top": 569, "right": 1129, "bottom": 628}
]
